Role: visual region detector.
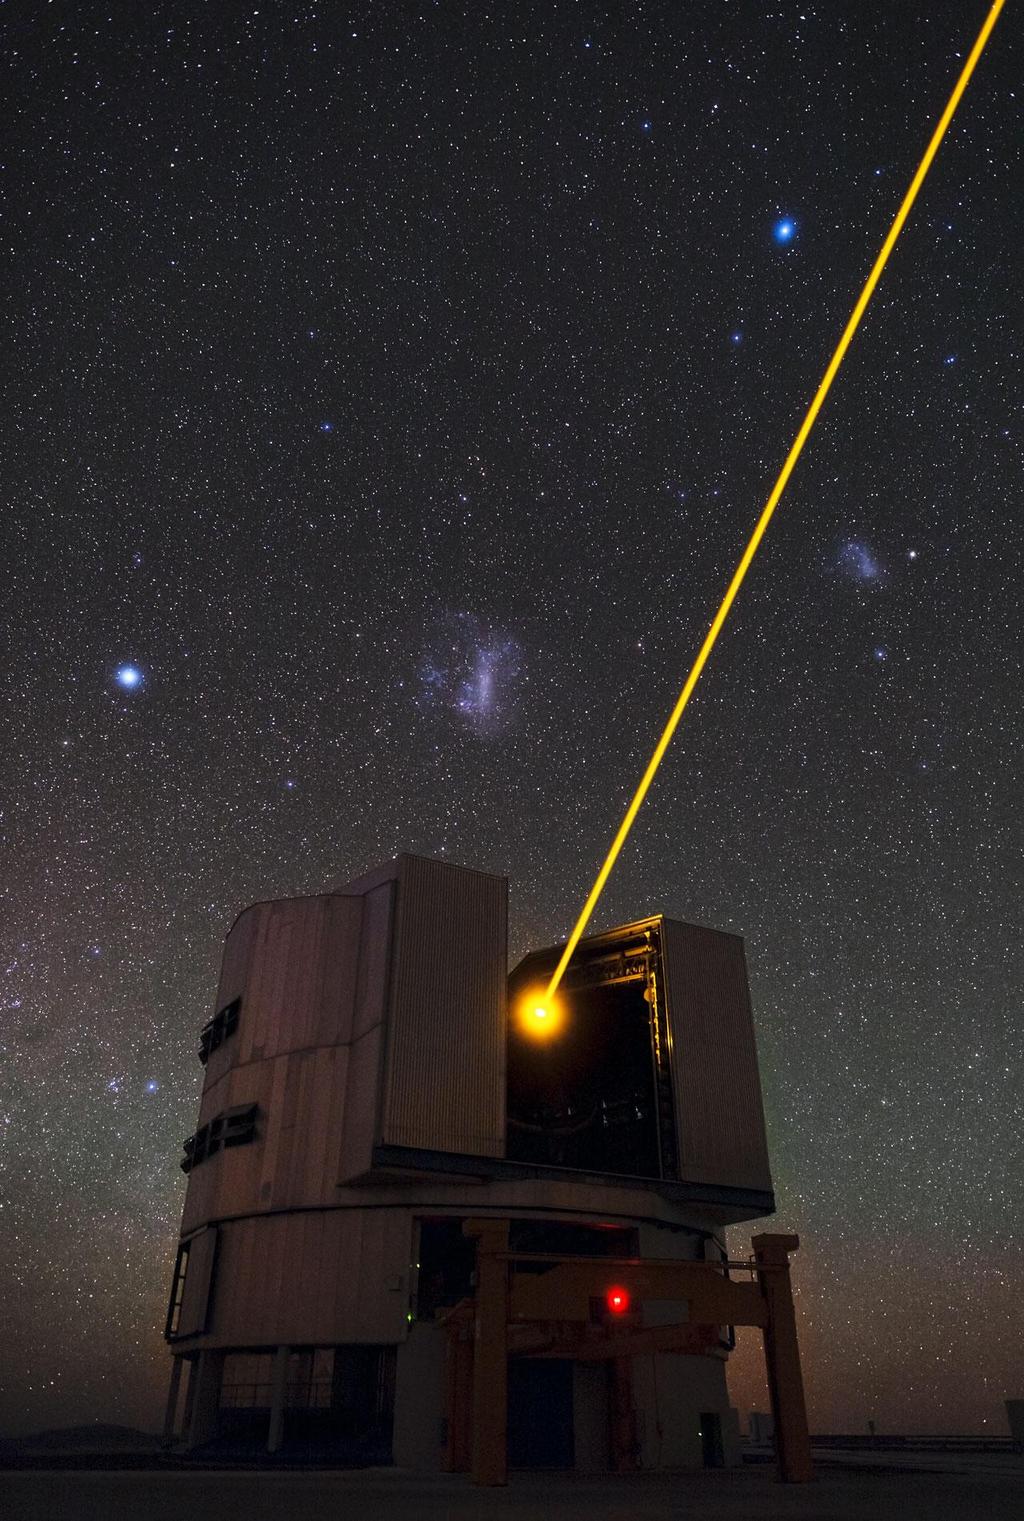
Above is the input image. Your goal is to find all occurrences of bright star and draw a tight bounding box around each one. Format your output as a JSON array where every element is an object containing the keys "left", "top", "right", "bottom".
[
  {"left": 145, "top": 1079, "right": 160, "bottom": 1094},
  {"left": 874, "top": 647, "right": 888, "bottom": 661},
  {"left": 116, "top": 665, "right": 142, "bottom": 689},
  {"left": 641, "top": 119, "right": 652, "bottom": 132},
  {"left": 908, "top": 549, "right": 918, "bottom": 561},
  {"left": 319, "top": 420, "right": 334, "bottom": 432},
  {"left": 773, "top": 218, "right": 795, "bottom": 244},
  {"left": 731, "top": 331, "right": 743, "bottom": 345}
]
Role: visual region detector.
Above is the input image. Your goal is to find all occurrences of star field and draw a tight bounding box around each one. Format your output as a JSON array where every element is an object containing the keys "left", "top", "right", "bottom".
[{"left": 1, "top": 2, "right": 1022, "bottom": 1438}]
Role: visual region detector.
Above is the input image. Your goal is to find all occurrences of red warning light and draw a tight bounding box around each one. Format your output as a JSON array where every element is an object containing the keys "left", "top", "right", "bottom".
[{"left": 606, "top": 1285, "right": 630, "bottom": 1316}]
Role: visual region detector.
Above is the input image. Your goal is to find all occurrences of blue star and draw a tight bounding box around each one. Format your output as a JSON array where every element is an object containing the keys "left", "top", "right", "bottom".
[
  {"left": 115, "top": 664, "right": 143, "bottom": 689},
  {"left": 730, "top": 331, "right": 743, "bottom": 345},
  {"left": 145, "top": 1079, "right": 160, "bottom": 1094},
  {"left": 319, "top": 420, "right": 334, "bottom": 433},
  {"left": 773, "top": 218, "right": 796, "bottom": 245},
  {"left": 874, "top": 647, "right": 888, "bottom": 662},
  {"left": 641, "top": 119, "right": 653, "bottom": 133}
]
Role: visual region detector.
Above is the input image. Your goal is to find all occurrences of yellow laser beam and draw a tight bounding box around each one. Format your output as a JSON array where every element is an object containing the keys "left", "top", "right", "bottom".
[{"left": 544, "top": 0, "right": 1006, "bottom": 1007}]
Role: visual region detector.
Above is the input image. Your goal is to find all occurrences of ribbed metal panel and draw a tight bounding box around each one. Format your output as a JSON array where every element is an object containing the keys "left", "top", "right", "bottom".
[
  {"left": 337, "top": 1026, "right": 381, "bottom": 1182},
  {"left": 381, "top": 855, "right": 506, "bottom": 1157},
  {"left": 318, "top": 893, "right": 365, "bottom": 1044},
  {"left": 660, "top": 918, "right": 771, "bottom": 1193},
  {"left": 214, "top": 895, "right": 365, "bottom": 1073},
  {"left": 207, "top": 1208, "right": 412, "bottom": 1347},
  {"left": 353, "top": 882, "right": 393, "bottom": 1039}
]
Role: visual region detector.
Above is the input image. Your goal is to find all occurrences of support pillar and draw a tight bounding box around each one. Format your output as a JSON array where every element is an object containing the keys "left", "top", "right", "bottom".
[
  {"left": 464, "top": 1218, "right": 509, "bottom": 1486},
  {"left": 752, "top": 1234, "right": 813, "bottom": 1484},
  {"left": 162, "top": 1356, "right": 184, "bottom": 1443},
  {"left": 180, "top": 1357, "right": 198, "bottom": 1442},
  {"left": 267, "top": 1344, "right": 291, "bottom": 1454},
  {"left": 444, "top": 1324, "right": 473, "bottom": 1472},
  {"left": 185, "top": 1349, "right": 224, "bottom": 1450}
]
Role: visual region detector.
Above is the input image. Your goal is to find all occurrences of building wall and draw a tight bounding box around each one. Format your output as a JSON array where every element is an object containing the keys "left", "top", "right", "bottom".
[
  {"left": 182, "top": 856, "right": 507, "bottom": 1241},
  {"left": 660, "top": 918, "right": 772, "bottom": 1195},
  {"left": 204, "top": 1208, "right": 414, "bottom": 1348},
  {"left": 170, "top": 1193, "right": 746, "bottom": 1468},
  {"left": 182, "top": 856, "right": 507, "bottom": 1243},
  {"left": 381, "top": 855, "right": 506, "bottom": 1158},
  {"left": 179, "top": 1191, "right": 726, "bottom": 1351},
  {"left": 167, "top": 856, "right": 774, "bottom": 1470}
]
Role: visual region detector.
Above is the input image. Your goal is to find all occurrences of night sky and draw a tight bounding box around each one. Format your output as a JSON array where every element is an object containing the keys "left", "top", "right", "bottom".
[{"left": 2, "top": 1, "right": 1021, "bottom": 1439}]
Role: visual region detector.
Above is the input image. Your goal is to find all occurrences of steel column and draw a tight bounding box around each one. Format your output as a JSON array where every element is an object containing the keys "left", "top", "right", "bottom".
[
  {"left": 185, "top": 1348, "right": 224, "bottom": 1449},
  {"left": 752, "top": 1233, "right": 813, "bottom": 1483},
  {"left": 267, "top": 1344, "right": 291, "bottom": 1454},
  {"left": 162, "top": 1355, "right": 184, "bottom": 1442},
  {"left": 444, "top": 1323, "right": 474, "bottom": 1472},
  {"left": 464, "top": 1218, "right": 509, "bottom": 1485}
]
